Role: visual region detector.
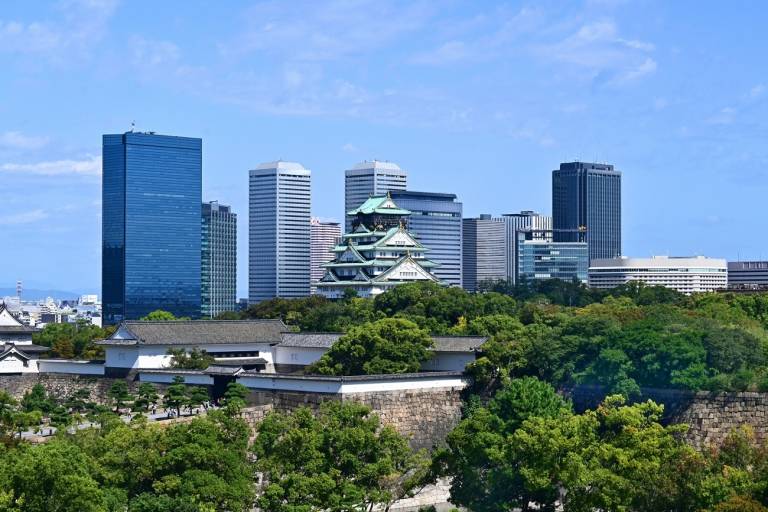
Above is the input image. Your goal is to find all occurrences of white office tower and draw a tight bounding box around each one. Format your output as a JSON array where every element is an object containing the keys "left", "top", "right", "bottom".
[
  {"left": 249, "top": 161, "right": 311, "bottom": 303},
  {"left": 310, "top": 218, "right": 341, "bottom": 294},
  {"left": 588, "top": 256, "right": 728, "bottom": 294},
  {"left": 344, "top": 160, "right": 407, "bottom": 232},
  {"left": 500, "top": 211, "right": 553, "bottom": 283}
]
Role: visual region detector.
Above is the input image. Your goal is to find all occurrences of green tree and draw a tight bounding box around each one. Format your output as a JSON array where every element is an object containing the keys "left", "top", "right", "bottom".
[
  {"left": 134, "top": 383, "right": 159, "bottom": 411},
  {"left": 222, "top": 382, "right": 249, "bottom": 414},
  {"left": 308, "top": 318, "right": 434, "bottom": 375},
  {"left": 163, "top": 376, "right": 187, "bottom": 417},
  {"left": 140, "top": 310, "right": 190, "bottom": 321},
  {"left": 107, "top": 380, "right": 132, "bottom": 413},
  {"left": 186, "top": 386, "right": 209, "bottom": 412},
  {"left": 21, "top": 384, "right": 54, "bottom": 414},
  {"left": 253, "top": 401, "right": 429, "bottom": 511},
  {"left": 167, "top": 347, "right": 214, "bottom": 370}
]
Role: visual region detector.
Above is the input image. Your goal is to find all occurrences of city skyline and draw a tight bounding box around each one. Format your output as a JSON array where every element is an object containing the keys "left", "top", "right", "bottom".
[{"left": 3, "top": 1, "right": 768, "bottom": 296}]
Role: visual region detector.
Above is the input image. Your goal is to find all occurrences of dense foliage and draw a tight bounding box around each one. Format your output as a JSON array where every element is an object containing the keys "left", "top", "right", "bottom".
[
  {"left": 32, "top": 320, "right": 112, "bottom": 359},
  {"left": 231, "top": 281, "right": 768, "bottom": 393},
  {"left": 307, "top": 318, "right": 434, "bottom": 375},
  {"left": 436, "top": 377, "right": 768, "bottom": 512}
]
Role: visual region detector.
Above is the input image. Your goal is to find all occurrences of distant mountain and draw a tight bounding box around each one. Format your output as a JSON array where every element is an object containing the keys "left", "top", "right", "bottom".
[{"left": 0, "top": 288, "right": 83, "bottom": 301}]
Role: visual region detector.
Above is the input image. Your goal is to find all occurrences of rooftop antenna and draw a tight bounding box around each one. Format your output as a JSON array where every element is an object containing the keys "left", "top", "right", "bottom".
[{"left": 130, "top": 120, "right": 135, "bottom": 132}]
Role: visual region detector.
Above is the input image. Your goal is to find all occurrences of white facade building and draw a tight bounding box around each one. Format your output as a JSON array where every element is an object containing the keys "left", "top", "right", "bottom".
[
  {"left": 249, "top": 161, "right": 311, "bottom": 303},
  {"left": 310, "top": 218, "right": 341, "bottom": 294},
  {"left": 588, "top": 256, "right": 728, "bottom": 294},
  {"left": 344, "top": 161, "right": 407, "bottom": 233}
]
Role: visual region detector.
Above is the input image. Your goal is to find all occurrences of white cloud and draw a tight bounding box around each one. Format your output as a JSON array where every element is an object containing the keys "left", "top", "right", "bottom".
[
  {"left": 0, "top": 155, "right": 101, "bottom": 176},
  {"left": 411, "top": 40, "right": 470, "bottom": 65},
  {"left": 611, "top": 57, "right": 657, "bottom": 84},
  {"left": 131, "top": 36, "right": 180, "bottom": 67},
  {"left": 749, "top": 84, "right": 766, "bottom": 99},
  {"left": 341, "top": 143, "right": 359, "bottom": 153},
  {"left": 706, "top": 107, "right": 736, "bottom": 126},
  {"left": 0, "top": 132, "right": 49, "bottom": 150},
  {"left": 0, "top": 209, "right": 48, "bottom": 225}
]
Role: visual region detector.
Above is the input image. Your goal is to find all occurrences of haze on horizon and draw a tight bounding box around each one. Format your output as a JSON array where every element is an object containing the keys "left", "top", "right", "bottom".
[{"left": 1, "top": 0, "right": 767, "bottom": 297}]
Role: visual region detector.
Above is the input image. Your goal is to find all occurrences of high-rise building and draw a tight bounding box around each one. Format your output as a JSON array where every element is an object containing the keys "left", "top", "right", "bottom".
[
  {"left": 500, "top": 211, "right": 552, "bottom": 283},
  {"left": 515, "top": 229, "right": 589, "bottom": 284},
  {"left": 310, "top": 218, "right": 341, "bottom": 294},
  {"left": 728, "top": 261, "right": 768, "bottom": 289},
  {"left": 462, "top": 215, "right": 506, "bottom": 292},
  {"left": 249, "top": 161, "right": 311, "bottom": 303},
  {"left": 344, "top": 160, "right": 407, "bottom": 232},
  {"left": 102, "top": 132, "right": 202, "bottom": 324},
  {"left": 390, "top": 191, "right": 463, "bottom": 287},
  {"left": 552, "top": 161, "right": 621, "bottom": 261},
  {"left": 317, "top": 195, "right": 440, "bottom": 299},
  {"left": 201, "top": 201, "right": 237, "bottom": 318},
  {"left": 589, "top": 256, "right": 727, "bottom": 294}
]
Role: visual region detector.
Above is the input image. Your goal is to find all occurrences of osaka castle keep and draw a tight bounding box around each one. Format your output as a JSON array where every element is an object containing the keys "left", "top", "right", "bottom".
[{"left": 317, "top": 194, "right": 441, "bottom": 298}]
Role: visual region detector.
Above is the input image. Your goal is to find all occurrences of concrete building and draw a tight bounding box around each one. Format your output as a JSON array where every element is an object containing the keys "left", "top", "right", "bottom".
[
  {"left": 344, "top": 160, "right": 407, "bottom": 233},
  {"left": 102, "top": 132, "right": 202, "bottom": 323},
  {"left": 727, "top": 261, "right": 768, "bottom": 289},
  {"left": 515, "top": 229, "right": 589, "bottom": 284},
  {"left": 588, "top": 256, "right": 728, "bottom": 294},
  {"left": 462, "top": 215, "right": 506, "bottom": 292},
  {"left": 500, "top": 211, "right": 552, "bottom": 283},
  {"left": 310, "top": 219, "right": 341, "bottom": 294},
  {"left": 553, "top": 161, "right": 621, "bottom": 261},
  {"left": 202, "top": 201, "right": 237, "bottom": 318},
  {"left": 249, "top": 161, "right": 311, "bottom": 303},
  {"left": 390, "top": 191, "right": 463, "bottom": 287},
  {"left": 317, "top": 195, "right": 441, "bottom": 299}
]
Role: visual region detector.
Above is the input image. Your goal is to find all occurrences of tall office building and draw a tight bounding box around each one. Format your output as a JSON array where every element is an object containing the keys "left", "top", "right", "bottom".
[
  {"left": 344, "top": 160, "right": 407, "bottom": 232},
  {"left": 249, "top": 161, "right": 311, "bottom": 303},
  {"left": 515, "top": 229, "right": 589, "bottom": 284},
  {"left": 390, "top": 191, "right": 463, "bottom": 287},
  {"left": 552, "top": 161, "right": 621, "bottom": 261},
  {"left": 500, "top": 211, "right": 552, "bottom": 283},
  {"left": 728, "top": 261, "right": 768, "bottom": 288},
  {"left": 589, "top": 256, "right": 727, "bottom": 294},
  {"left": 102, "top": 132, "right": 202, "bottom": 324},
  {"left": 310, "top": 218, "right": 341, "bottom": 294},
  {"left": 462, "top": 215, "right": 506, "bottom": 292},
  {"left": 201, "top": 201, "right": 237, "bottom": 318}
]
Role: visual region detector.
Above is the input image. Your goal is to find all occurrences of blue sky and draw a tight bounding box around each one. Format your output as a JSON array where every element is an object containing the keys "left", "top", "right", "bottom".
[{"left": 1, "top": 0, "right": 767, "bottom": 297}]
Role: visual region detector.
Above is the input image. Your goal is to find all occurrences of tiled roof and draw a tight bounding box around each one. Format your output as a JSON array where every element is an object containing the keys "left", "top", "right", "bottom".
[
  {"left": 279, "top": 332, "right": 343, "bottom": 348},
  {"left": 432, "top": 336, "right": 487, "bottom": 352},
  {"left": 0, "top": 343, "right": 50, "bottom": 353},
  {"left": 104, "top": 320, "right": 288, "bottom": 346},
  {"left": 0, "top": 325, "right": 38, "bottom": 333}
]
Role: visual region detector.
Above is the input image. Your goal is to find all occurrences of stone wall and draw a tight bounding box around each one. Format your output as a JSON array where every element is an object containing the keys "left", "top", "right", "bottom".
[
  {"left": 244, "top": 386, "right": 464, "bottom": 450},
  {"left": 0, "top": 373, "right": 166, "bottom": 404},
  {"left": 567, "top": 385, "right": 768, "bottom": 449}
]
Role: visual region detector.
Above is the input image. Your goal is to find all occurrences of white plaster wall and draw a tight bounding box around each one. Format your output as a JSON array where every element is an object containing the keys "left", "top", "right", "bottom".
[
  {"left": 0, "top": 355, "right": 38, "bottom": 374},
  {"left": 421, "top": 352, "right": 476, "bottom": 372},
  {"left": 38, "top": 360, "right": 105, "bottom": 375},
  {"left": 273, "top": 346, "right": 326, "bottom": 366},
  {"left": 237, "top": 376, "right": 343, "bottom": 394},
  {"left": 138, "top": 372, "right": 213, "bottom": 385},
  {"left": 340, "top": 377, "right": 468, "bottom": 394},
  {"left": 105, "top": 346, "right": 140, "bottom": 368}
]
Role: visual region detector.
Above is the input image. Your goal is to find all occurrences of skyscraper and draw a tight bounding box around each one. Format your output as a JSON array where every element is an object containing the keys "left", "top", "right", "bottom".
[
  {"left": 102, "top": 131, "right": 202, "bottom": 324},
  {"left": 201, "top": 201, "right": 237, "bottom": 318},
  {"left": 462, "top": 215, "right": 506, "bottom": 292},
  {"left": 310, "top": 218, "right": 341, "bottom": 294},
  {"left": 500, "top": 211, "right": 552, "bottom": 283},
  {"left": 344, "top": 160, "right": 407, "bottom": 232},
  {"left": 515, "top": 229, "right": 589, "bottom": 284},
  {"left": 249, "top": 161, "right": 311, "bottom": 303},
  {"left": 552, "top": 161, "right": 621, "bottom": 261},
  {"left": 390, "top": 190, "right": 463, "bottom": 287}
]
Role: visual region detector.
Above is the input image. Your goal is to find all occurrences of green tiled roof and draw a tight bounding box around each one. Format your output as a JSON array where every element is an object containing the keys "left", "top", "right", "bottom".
[{"left": 346, "top": 195, "right": 411, "bottom": 216}]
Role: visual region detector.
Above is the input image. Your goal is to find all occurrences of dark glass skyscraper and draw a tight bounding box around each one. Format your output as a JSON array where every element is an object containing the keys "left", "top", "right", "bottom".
[
  {"left": 202, "top": 201, "right": 237, "bottom": 318},
  {"left": 102, "top": 132, "right": 202, "bottom": 323},
  {"left": 552, "top": 161, "right": 621, "bottom": 261}
]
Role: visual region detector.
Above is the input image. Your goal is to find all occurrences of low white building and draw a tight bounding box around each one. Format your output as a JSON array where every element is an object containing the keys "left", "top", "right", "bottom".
[
  {"left": 588, "top": 256, "right": 728, "bottom": 294},
  {"left": 0, "top": 304, "right": 48, "bottom": 374}
]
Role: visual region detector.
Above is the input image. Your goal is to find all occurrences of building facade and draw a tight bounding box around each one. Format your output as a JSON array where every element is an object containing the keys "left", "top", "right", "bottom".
[
  {"left": 249, "top": 161, "right": 311, "bottom": 303},
  {"left": 727, "top": 261, "right": 768, "bottom": 288},
  {"left": 500, "top": 211, "right": 553, "bottom": 283},
  {"left": 390, "top": 191, "right": 463, "bottom": 287},
  {"left": 344, "top": 160, "right": 407, "bottom": 233},
  {"left": 201, "top": 201, "right": 237, "bottom": 318},
  {"left": 552, "top": 161, "right": 621, "bottom": 261},
  {"left": 310, "top": 218, "right": 341, "bottom": 294},
  {"left": 588, "top": 256, "right": 728, "bottom": 294},
  {"left": 317, "top": 195, "right": 441, "bottom": 299},
  {"left": 516, "top": 229, "right": 588, "bottom": 284},
  {"left": 102, "top": 132, "right": 202, "bottom": 324},
  {"left": 462, "top": 215, "right": 506, "bottom": 292}
]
